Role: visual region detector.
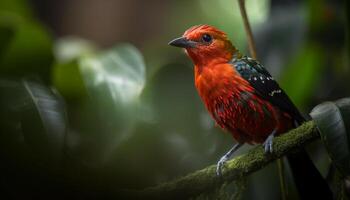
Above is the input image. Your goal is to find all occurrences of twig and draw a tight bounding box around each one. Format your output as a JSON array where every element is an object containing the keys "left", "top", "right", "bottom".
[
  {"left": 238, "top": 0, "right": 258, "bottom": 59},
  {"left": 119, "top": 121, "right": 319, "bottom": 199},
  {"left": 277, "top": 159, "right": 288, "bottom": 200}
]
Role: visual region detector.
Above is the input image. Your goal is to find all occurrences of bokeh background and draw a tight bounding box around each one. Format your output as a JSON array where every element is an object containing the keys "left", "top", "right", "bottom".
[{"left": 0, "top": 0, "right": 348, "bottom": 199}]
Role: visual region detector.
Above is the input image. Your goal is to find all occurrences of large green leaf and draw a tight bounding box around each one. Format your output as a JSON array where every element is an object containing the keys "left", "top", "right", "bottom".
[
  {"left": 80, "top": 44, "right": 145, "bottom": 106},
  {"left": 61, "top": 44, "right": 147, "bottom": 164},
  {"left": 0, "top": 79, "right": 68, "bottom": 164},
  {"left": 80, "top": 44, "right": 145, "bottom": 130},
  {"left": 0, "top": 14, "right": 53, "bottom": 82},
  {"left": 310, "top": 98, "right": 350, "bottom": 176},
  {"left": 0, "top": 0, "right": 33, "bottom": 19}
]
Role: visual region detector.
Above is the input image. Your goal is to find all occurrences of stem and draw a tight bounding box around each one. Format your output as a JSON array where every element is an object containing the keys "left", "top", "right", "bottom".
[
  {"left": 277, "top": 159, "right": 288, "bottom": 200},
  {"left": 119, "top": 121, "right": 319, "bottom": 199},
  {"left": 238, "top": 0, "right": 258, "bottom": 59}
]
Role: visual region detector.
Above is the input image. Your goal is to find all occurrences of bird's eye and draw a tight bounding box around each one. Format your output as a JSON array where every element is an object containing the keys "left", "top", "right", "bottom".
[{"left": 201, "top": 34, "right": 212, "bottom": 43}]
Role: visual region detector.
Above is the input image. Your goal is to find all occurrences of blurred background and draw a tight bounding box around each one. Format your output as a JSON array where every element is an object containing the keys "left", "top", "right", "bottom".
[{"left": 0, "top": 0, "right": 348, "bottom": 199}]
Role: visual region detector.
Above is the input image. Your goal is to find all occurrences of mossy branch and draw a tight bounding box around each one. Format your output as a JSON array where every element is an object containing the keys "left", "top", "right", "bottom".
[{"left": 120, "top": 121, "right": 319, "bottom": 199}]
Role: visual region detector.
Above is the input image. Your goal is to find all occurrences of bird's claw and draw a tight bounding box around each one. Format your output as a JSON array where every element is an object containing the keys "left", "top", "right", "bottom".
[
  {"left": 263, "top": 134, "right": 274, "bottom": 153},
  {"left": 216, "top": 155, "right": 228, "bottom": 176}
]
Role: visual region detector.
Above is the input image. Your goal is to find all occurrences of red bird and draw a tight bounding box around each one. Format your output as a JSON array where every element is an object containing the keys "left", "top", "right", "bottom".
[
  {"left": 169, "top": 25, "right": 332, "bottom": 199},
  {"left": 169, "top": 25, "right": 302, "bottom": 175}
]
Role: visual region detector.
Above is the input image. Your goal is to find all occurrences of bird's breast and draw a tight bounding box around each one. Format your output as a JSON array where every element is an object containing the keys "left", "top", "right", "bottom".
[
  {"left": 194, "top": 63, "right": 289, "bottom": 144},
  {"left": 194, "top": 63, "right": 253, "bottom": 108},
  {"left": 194, "top": 63, "right": 253, "bottom": 127}
]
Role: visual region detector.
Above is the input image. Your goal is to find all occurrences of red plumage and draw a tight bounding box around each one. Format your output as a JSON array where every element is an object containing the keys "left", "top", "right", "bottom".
[
  {"left": 180, "top": 25, "right": 294, "bottom": 144},
  {"left": 194, "top": 62, "right": 293, "bottom": 144}
]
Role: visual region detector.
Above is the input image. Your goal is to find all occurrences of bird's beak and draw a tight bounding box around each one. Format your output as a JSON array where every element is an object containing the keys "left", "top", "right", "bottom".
[{"left": 168, "top": 37, "right": 196, "bottom": 48}]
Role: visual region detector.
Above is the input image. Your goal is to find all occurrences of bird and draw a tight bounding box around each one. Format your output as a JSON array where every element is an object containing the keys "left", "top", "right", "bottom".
[{"left": 168, "top": 25, "right": 332, "bottom": 199}]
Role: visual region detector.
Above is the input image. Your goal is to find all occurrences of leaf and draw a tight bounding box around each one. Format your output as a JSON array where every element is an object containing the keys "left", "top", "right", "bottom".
[
  {"left": 80, "top": 43, "right": 145, "bottom": 110},
  {"left": 310, "top": 98, "right": 350, "bottom": 176},
  {"left": 51, "top": 37, "right": 96, "bottom": 100},
  {"left": 52, "top": 60, "right": 88, "bottom": 101},
  {"left": 0, "top": 21, "right": 15, "bottom": 58},
  {"left": 0, "top": 79, "right": 68, "bottom": 164},
  {"left": 72, "top": 44, "right": 147, "bottom": 164},
  {"left": 0, "top": 0, "right": 33, "bottom": 19},
  {"left": 0, "top": 13, "right": 53, "bottom": 82},
  {"left": 335, "top": 98, "right": 350, "bottom": 141}
]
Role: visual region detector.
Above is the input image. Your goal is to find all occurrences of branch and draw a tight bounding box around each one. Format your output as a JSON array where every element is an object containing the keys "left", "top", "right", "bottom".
[
  {"left": 120, "top": 121, "right": 319, "bottom": 199},
  {"left": 238, "top": 0, "right": 258, "bottom": 59}
]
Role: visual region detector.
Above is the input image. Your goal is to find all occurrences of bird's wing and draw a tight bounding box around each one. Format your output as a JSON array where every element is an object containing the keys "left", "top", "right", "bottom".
[{"left": 230, "top": 56, "right": 305, "bottom": 123}]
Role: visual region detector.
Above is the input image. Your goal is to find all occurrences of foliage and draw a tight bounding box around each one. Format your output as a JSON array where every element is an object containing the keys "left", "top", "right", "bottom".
[
  {"left": 311, "top": 98, "right": 350, "bottom": 176},
  {"left": 0, "top": 0, "right": 348, "bottom": 199}
]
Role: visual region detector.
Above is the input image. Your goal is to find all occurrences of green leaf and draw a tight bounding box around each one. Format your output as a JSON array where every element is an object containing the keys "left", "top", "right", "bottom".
[
  {"left": 0, "top": 0, "right": 33, "bottom": 19},
  {"left": 0, "top": 14, "right": 53, "bottom": 82},
  {"left": 79, "top": 43, "right": 146, "bottom": 129},
  {"left": 51, "top": 38, "right": 96, "bottom": 100},
  {"left": 310, "top": 98, "right": 350, "bottom": 176},
  {"left": 80, "top": 44, "right": 146, "bottom": 107},
  {"left": 335, "top": 98, "right": 350, "bottom": 151},
  {"left": 0, "top": 21, "right": 15, "bottom": 58},
  {"left": 71, "top": 44, "right": 147, "bottom": 164},
  {"left": 52, "top": 60, "right": 88, "bottom": 101},
  {"left": 0, "top": 79, "right": 68, "bottom": 164}
]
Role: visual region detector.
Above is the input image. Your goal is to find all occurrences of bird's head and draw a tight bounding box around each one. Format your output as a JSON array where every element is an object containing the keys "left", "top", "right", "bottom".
[{"left": 169, "top": 25, "right": 237, "bottom": 66}]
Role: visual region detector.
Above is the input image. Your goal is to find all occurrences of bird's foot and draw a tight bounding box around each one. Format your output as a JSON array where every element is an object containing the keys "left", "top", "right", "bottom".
[
  {"left": 216, "top": 155, "right": 229, "bottom": 176},
  {"left": 263, "top": 134, "right": 274, "bottom": 153},
  {"left": 216, "top": 143, "right": 243, "bottom": 176}
]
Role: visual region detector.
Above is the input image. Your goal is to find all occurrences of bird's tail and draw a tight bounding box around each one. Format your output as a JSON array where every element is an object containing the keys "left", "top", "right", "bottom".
[
  {"left": 287, "top": 149, "right": 333, "bottom": 199},
  {"left": 286, "top": 111, "right": 333, "bottom": 199}
]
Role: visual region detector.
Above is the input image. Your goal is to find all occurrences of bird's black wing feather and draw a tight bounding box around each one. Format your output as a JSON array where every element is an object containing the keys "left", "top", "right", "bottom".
[{"left": 230, "top": 56, "right": 305, "bottom": 124}]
